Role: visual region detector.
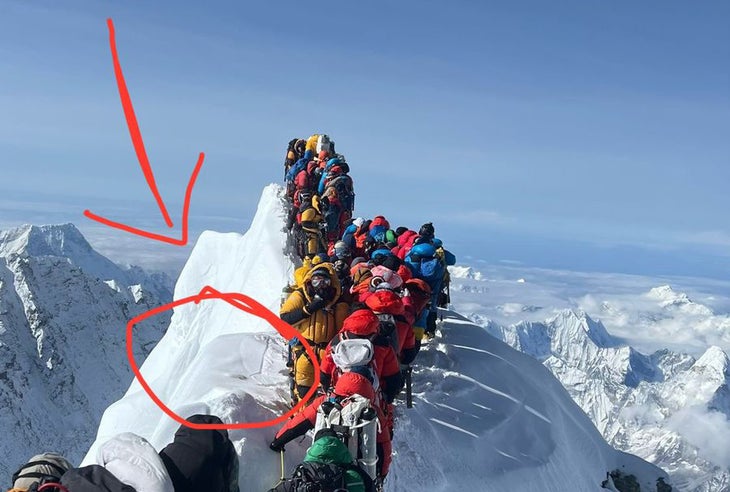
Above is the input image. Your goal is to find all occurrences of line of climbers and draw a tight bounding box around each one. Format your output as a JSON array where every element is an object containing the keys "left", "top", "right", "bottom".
[
  {"left": 271, "top": 134, "right": 456, "bottom": 491},
  {"left": 7, "top": 415, "right": 239, "bottom": 492},
  {"left": 284, "top": 134, "right": 355, "bottom": 259}
]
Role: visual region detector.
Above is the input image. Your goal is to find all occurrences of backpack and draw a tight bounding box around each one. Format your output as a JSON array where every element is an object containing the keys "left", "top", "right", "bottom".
[
  {"left": 326, "top": 175, "right": 355, "bottom": 212},
  {"left": 314, "top": 395, "right": 379, "bottom": 480},
  {"left": 352, "top": 220, "right": 372, "bottom": 251},
  {"left": 288, "top": 462, "right": 347, "bottom": 492},
  {"left": 376, "top": 313, "right": 399, "bottom": 356},
  {"left": 331, "top": 337, "right": 378, "bottom": 391},
  {"left": 316, "top": 134, "right": 334, "bottom": 154},
  {"left": 407, "top": 243, "right": 444, "bottom": 286},
  {"left": 285, "top": 138, "right": 305, "bottom": 176},
  {"left": 418, "top": 257, "right": 443, "bottom": 283}
]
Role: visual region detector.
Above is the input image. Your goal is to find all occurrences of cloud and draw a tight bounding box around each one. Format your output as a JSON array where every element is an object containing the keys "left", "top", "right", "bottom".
[
  {"left": 666, "top": 407, "right": 730, "bottom": 468},
  {"left": 78, "top": 224, "right": 192, "bottom": 277},
  {"left": 448, "top": 259, "right": 730, "bottom": 356},
  {"left": 575, "top": 288, "right": 730, "bottom": 356}
]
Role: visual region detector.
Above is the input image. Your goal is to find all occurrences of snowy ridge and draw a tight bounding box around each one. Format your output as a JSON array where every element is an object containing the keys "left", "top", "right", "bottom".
[
  {"left": 85, "top": 184, "right": 668, "bottom": 491},
  {"left": 473, "top": 306, "right": 730, "bottom": 491},
  {"left": 0, "top": 223, "right": 172, "bottom": 480}
]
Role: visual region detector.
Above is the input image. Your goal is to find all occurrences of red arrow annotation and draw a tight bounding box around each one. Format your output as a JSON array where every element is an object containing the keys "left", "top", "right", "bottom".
[
  {"left": 84, "top": 18, "right": 205, "bottom": 246},
  {"left": 127, "top": 286, "right": 321, "bottom": 430}
]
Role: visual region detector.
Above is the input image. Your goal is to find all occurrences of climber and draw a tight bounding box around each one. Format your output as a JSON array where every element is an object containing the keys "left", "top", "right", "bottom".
[
  {"left": 269, "top": 372, "right": 392, "bottom": 481},
  {"left": 405, "top": 241, "right": 449, "bottom": 338},
  {"left": 268, "top": 428, "right": 374, "bottom": 492},
  {"left": 341, "top": 218, "right": 371, "bottom": 259},
  {"left": 365, "top": 289, "right": 418, "bottom": 366},
  {"left": 284, "top": 138, "right": 306, "bottom": 180},
  {"left": 319, "top": 308, "right": 403, "bottom": 405},
  {"left": 285, "top": 150, "right": 314, "bottom": 196},
  {"left": 8, "top": 415, "right": 239, "bottom": 492},
  {"left": 328, "top": 241, "right": 354, "bottom": 304},
  {"left": 401, "top": 278, "right": 433, "bottom": 345},
  {"left": 392, "top": 228, "right": 418, "bottom": 260},
  {"left": 296, "top": 197, "right": 327, "bottom": 260},
  {"left": 8, "top": 453, "right": 72, "bottom": 492},
  {"left": 280, "top": 263, "right": 349, "bottom": 403}
]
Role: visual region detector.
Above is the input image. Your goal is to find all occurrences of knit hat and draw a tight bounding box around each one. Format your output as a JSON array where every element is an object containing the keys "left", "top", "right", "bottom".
[
  {"left": 370, "top": 265, "right": 403, "bottom": 289},
  {"left": 365, "top": 290, "right": 405, "bottom": 315},
  {"left": 350, "top": 264, "right": 373, "bottom": 286},
  {"left": 310, "top": 267, "right": 331, "bottom": 278},
  {"left": 419, "top": 222, "right": 435, "bottom": 240},
  {"left": 405, "top": 278, "right": 432, "bottom": 296}
]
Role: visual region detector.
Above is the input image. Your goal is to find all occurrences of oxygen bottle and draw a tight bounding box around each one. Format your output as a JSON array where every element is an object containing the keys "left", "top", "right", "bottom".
[{"left": 358, "top": 407, "right": 379, "bottom": 480}]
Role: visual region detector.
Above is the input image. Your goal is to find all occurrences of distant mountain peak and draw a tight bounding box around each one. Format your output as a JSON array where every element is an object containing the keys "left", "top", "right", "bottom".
[
  {"left": 448, "top": 265, "right": 483, "bottom": 280},
  {"left": 646, "top": 285, "right": 713, "bottom": 315},
  {"left": 647, "top": 285, "right": 690, "bottom": 305},
  {"left": 0, "top": 223, "right": 92, "bottom": 259},
  {"left": 549, "top": 309, "right": 616, "bottom": 348},
  {"left": 0, "top": 222, "right": 172, "bottom": 480},
  {"left": 692, "top": 345, "right": 730, "bottom": 380}
]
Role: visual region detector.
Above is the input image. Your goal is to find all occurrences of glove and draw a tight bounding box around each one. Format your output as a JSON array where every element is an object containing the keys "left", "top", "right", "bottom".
[
  {"left": 304, "top": 295, "right": 326, "bottom": 314},
  {"left": 269, "top": 439, "right": 285, "bottom": 452}
]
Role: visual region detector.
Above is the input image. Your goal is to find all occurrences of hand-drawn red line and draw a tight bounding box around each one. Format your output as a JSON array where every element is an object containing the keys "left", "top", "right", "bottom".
[
  {"left": 106, "top": 17, "right": 172, "bottom": 228},
  {"left": 126, "top": 287, "right": 320, "bottom": 430},
  {"left": 84, "top": 152, "right": 204, "bottom": 245},
  {"left": 84, "top": 18, "right": 205, "bottom": 246}
]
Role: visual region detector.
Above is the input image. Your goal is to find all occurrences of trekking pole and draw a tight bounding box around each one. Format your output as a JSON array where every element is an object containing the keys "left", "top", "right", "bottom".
[{"left": 405, "top": 365, "right": 413, "bottom": 408}]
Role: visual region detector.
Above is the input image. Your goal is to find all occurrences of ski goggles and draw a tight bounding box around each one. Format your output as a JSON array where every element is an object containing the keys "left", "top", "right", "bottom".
[{"left": 310, "top": 275, "right": 331, "bottom": 288}]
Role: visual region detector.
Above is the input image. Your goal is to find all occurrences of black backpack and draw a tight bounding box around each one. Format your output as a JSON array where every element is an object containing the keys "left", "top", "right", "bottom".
[
  {"left": 327, "top": 175, "right": 355, "bottom": 212},
  {"left": 375, "top": 313, "right": 399, "bottom": 356},
  {"left": 290, "top": 462, "right": 348, "bottom": 491}
]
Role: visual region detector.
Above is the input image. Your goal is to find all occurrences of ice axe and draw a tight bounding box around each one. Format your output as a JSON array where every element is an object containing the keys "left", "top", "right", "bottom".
[{"left": 404, "top": 364, "right": 413, "bottom": 408}]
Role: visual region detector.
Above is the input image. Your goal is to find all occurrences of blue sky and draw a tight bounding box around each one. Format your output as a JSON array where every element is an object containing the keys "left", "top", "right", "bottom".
[{"left": 0, "top": 0, "right": 728, "bottom": 278}]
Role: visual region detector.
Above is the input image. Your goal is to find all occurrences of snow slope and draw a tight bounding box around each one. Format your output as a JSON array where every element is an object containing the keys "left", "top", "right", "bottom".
[
  {"left": 84, "top": 184, "right": 668, "bottom": 491},
  {"left": 0, "top": 224, "right": 172, "bottom": 481},
  {"left": 453, "top": 269, "right": 729, "bottom": 491}
]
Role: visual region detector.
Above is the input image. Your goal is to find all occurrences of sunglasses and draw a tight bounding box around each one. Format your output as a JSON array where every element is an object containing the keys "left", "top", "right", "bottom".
[{"left": 311, "top": 276, "right": 332, "bottom": 288}]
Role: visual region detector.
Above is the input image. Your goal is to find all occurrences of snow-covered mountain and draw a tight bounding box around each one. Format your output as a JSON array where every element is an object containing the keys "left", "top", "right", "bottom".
[
  {"left": 0, "top": 223, "right": 173, "bottom": 480},
  {"left": 466, "top": 293, "right": 730, "bottom": 491},
  {"left": 83, "top": 184, "right": 669, "bottom": 491}
]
